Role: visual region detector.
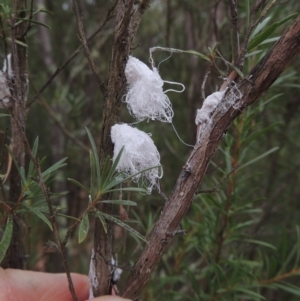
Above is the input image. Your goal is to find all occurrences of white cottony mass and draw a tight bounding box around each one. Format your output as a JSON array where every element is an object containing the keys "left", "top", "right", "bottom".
[
  {"left": 111, "top": 123, "right": 163, "bottom": 193},
  {"left": 195, "top": 91, "right": 225, "bottom": 125},
  {"left": 124, "top": 56, "right": 174, "bottom": 123}
]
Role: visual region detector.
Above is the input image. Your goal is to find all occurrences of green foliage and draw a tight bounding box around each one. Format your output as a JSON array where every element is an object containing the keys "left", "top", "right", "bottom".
[
  {"left": 248, "top": 13, "right": 299, "bottom": 50},
  {"left": 0, "top": 215, "right": 12, "bottom": 264},
  {"left": 0, "top": 137, "right": 67, "bottom": 248},
  {"left": 68, "top": 128, "right": 148, "bottom": 244},
  {"left": 78, "top": 212, "right": 89, "bottom": 244}
]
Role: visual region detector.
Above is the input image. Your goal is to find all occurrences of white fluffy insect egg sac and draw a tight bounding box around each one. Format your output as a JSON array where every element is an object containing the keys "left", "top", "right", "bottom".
[
  {"left": 124, "top": 56, "right": 174, "bottom": 123},
  {"left": 195, "top": 91, "right": 225, "bottom": 125},
  {"left": 111, "top": 123, "right": 163, "bottom": 193}
]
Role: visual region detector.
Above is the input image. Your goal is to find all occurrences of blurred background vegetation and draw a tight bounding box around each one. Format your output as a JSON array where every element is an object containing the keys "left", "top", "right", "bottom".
[{"left": 1, "top": 0, "right": 300, "bottom": 300}]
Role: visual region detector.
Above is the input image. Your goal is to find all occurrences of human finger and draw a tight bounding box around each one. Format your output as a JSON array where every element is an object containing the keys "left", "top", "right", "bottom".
[
  {"left": 0, "top": 268, "right": 89, "bottom": 301},
  {"left": 91, "top": 296, "right": 132, "bottom": 301}
]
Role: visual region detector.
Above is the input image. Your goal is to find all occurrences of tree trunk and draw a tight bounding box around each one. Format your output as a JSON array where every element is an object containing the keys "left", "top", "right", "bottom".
[{"left": 3, "top": 0, "right": 29, "bottom": 269}]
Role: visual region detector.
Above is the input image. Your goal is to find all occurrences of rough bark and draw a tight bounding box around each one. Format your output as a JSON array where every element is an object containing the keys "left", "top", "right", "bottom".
[
  {"left": 121, "top": 15, "right": 300, "bottom": 300},
  {"left": 3, "top": 0, "right": 28, "bottom": 269},
  {"left": 91, "top": 0, "right": 150, "bottom": 296}
]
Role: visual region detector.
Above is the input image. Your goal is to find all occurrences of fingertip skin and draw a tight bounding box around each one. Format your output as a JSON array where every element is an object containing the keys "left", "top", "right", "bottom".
[
  {"left": 0, "top": 268, "right": 89, "bottom": 301},
  {"left": 0, "top": 268, "right": 131, "bottom": 301},
  {"left": 89, "top": 297, "right": 132, "bottom": 301}
]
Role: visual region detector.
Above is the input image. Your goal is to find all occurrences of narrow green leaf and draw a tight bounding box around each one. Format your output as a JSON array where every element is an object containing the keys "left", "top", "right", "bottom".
[
  {"left": 22, "top": 203, "right": 53, "bottom": 231},
  {"left": 226, "top": 61, "right": 244, "bottom": 79},
  {"left": 24, "top": 191, "right": 67, "bottom": 202},
  {"left": 42, "top": 157, "right": 68, "bottom": 178},
  {"left": 295, "top": 226, "right": 300, "bottom": 268},
  {"left": 251, "top": 16, "right": 271, "bottom": 38},
  {"left": 100, "top": 200, "right": 137, "bottom": 206},
  {"left": 35, "top": 8, "right": 54, "bottom": 15},
  {"left": 103, "top": 175, "right": 125, "bottom": 192},
  {"left": 5, "top": 37, "right": 28, "bottom": 47},
  {"left": 212, "top": 42, "right": 219, "bottom": 53},
  {"left": 0, "top": 215, "right": 13, "bottom": 264},
  {"left": 85, "top": 127, "right": 101, "bottom": 188},
  {"left": 6, "top": 145, "right": 26, "bottom": 185},
  {"left": 260, "top": 37, "right": 280, "bottom": 46},
  {"left": 78, "top": 212, "right": 89, "bottom": 243},
  {"left": 233, "top": 287, "right": 265, "bottom": 300},
  {"left": 28, "top": 137, "right": 39, "bottom": 178},
  {"left": 105, "top": 187, "right": 147, "bottom": 194},
  {"left": 101, "top": 212, "right": 147, "bottom": 243},
  {"left": 89, "top": 150, "right": 96, "bottom": 196},
  {"left": 105, "top": 146, "right": 124, "bottom": 186},
  {"left": 182, "top": 50, "right": 211, "bottom": 62},
  {"left": 243, "top": 123, "right": 281, "bottom": 145},
  {"left": 100, "top": 155, "right": 111, "bottom": 189},
  {"left": 94, "top": 209, "right": 107, "bottom": 234},
  {"left": 278, "top": 242, "right": 297, "bottom": 275},
  {"left": 55, "top": 213, "right": 81, "bottom": 222},
  {"left": 248, "top": 22, "right": 278, "bottom": 50},
  {"left": 20, "top": 167, "right": 26, "bottom": 186},
  {"left": 244, "top": 239, "right": 276, "bottom": 250},
  {"left": 245, "top": 0, "right": 250, "bottom": 28},
  {"left": 273, "top": 282, "right": 300, "bottom": 297},
  {"left": 245, "top": 50, "right": 263, "bottom": 58},
  {"left": 277, "top": 13, "right": 299, "bottom": 27},
  {"left": 231, "top": 220, "right": 255, "bottom": 231},
  {"left": 240, "top": 147, "right": 279, "bottom": 169},
  {"left": 15, "top": 17, "right": 51, "bottom": 29},
  {"left": 0, "top": 113, "right": 10, "bottom": 117},
  {"left": 67, "top": 178, "right": 90, "bottom": 194}
]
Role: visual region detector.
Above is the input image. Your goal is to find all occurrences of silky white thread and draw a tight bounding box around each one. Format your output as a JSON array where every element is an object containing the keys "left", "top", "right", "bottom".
[
  {"left": 111, "top": 123, "right": 163, "bottom": 194},
  {"left": 149, "top": 46, "right": 187, "bottom": 67},
  {"left": 171, "top": 123, "right": 194, "bottom": 148},
  {"left": 221, "top": 82, "right": 243, "bottom": 112}
]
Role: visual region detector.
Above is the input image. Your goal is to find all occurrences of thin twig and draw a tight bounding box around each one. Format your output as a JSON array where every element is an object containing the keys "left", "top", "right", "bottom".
[
  {"left": 22, "top": 0, "right": 34, "bottom": 37},
  {"left": 158, "top": 190, "right": 169, "bottom": 202},
  {"left": 254, "top": 0, "right": 268, "bottom": 12},
  {"left": 0, "top": 129, "right": 8, "bottom": 170},
  {"left": 27, "top": 3, "right": 116, "bottom": 108},
  {"left": 14, "top": 118, "right": 78, "bottom": 301},
  {"left": 253, "top": 0, "right": 278, "bottom": 29},
  {"left": 195, "top": 163, "right": 242, "bottom": 195},
  {"left": 201, "top": 71, "right": 210, "bottom": 100},
  {"left": 216, "top": 50, "right": 231, "bottom": 71},
  {"left": 260, "top": 267, "right": 300, "bottom": 285},
  {"left": 72, "top": 0, "right": 106, "bottom": 96},
  {"left": 228, "top": 0, "right": 239, "bottom": 65},
  {"left": 62, "top": 194, "right": 102, "bottom": 246},
  {"left": 165, "top": 0, "right": 171, "bottom": 47},
  {"left": 0, "top": 191, "right": 26, "bottom": 226},
  {"left": 0, "top": 17, "right": 9, "bottom": 63},
  {"left": 237, "top": 0, "right": 278, "bottom": 68},
  {"left": 38, "top": 97, "right": 89, "bottom": 153}
]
